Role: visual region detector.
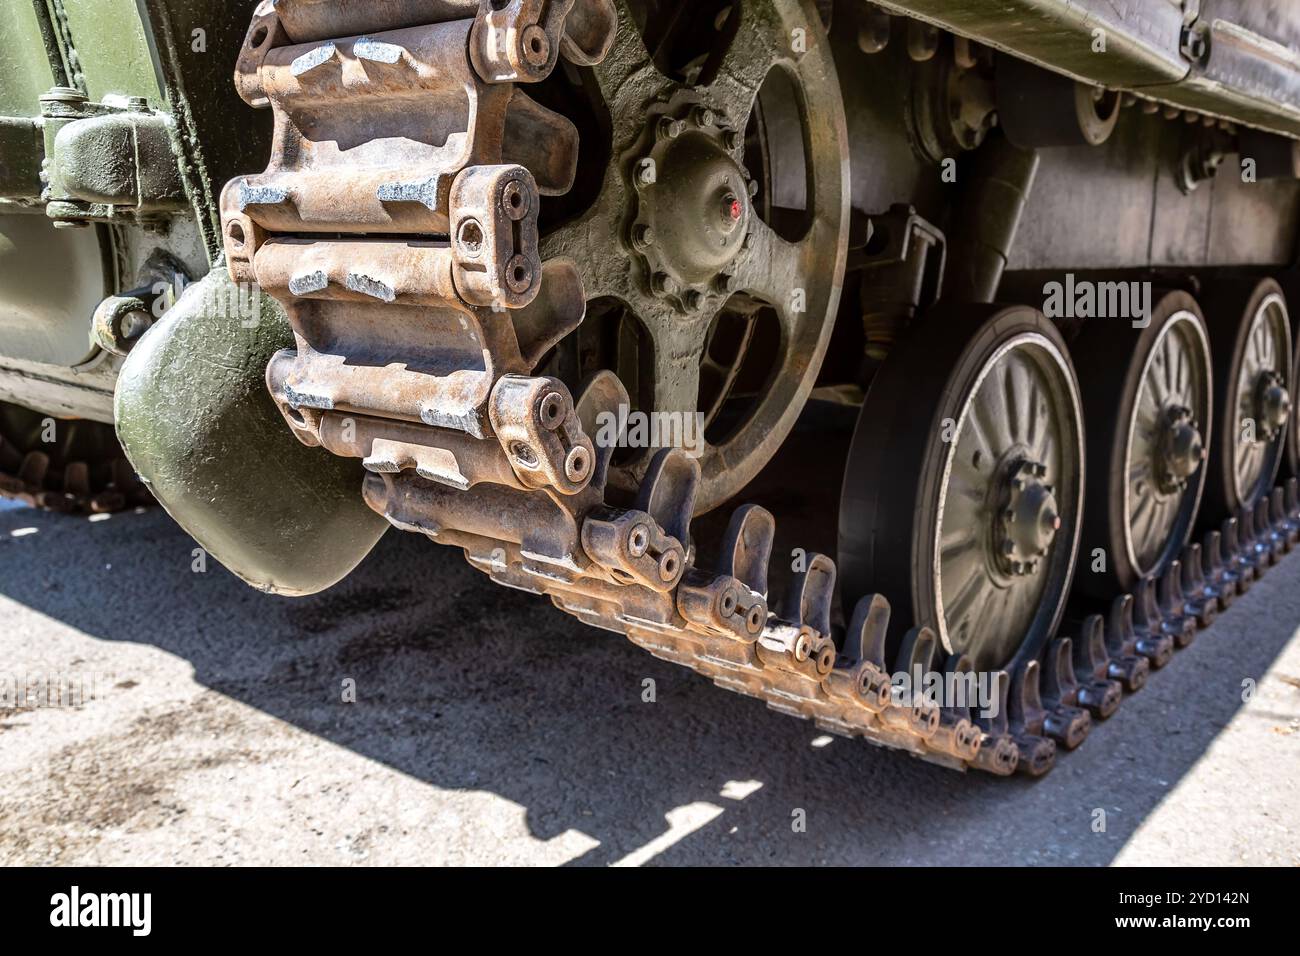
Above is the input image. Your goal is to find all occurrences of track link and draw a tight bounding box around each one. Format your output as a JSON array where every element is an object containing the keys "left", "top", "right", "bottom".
[
  {"left": 0, "top": 404, "right": 151, "bottom": 514},
  {"left": 222, "top": 0, "right": 1300, "bottom": 777}
]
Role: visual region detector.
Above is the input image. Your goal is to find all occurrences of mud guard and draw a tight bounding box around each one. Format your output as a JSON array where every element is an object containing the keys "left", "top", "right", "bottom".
[{"left": 114, "top": 269, "right": 386, "bottom": 596}]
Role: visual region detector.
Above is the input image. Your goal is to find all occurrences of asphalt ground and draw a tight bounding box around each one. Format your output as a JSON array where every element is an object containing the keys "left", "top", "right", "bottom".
[{"left": 1, "top": 481, "right": 1298, "bottom": 865}]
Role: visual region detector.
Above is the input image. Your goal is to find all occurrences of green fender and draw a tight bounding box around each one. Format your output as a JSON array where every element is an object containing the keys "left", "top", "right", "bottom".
[{"left": 115, "top": 269, "right": 386, "bottom": 596}]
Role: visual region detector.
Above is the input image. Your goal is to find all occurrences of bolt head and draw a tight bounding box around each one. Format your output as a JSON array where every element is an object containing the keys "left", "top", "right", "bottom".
[
  {"left": 686, "top": 290, "right": 706, "bottom": 311},
  {"left": 632, "top": 224, "right": 655, "bottom": 251},
  {"left": 651, "top": 272, "right": 678, "bottom": 297},
  {"left": 658, "top": 116, "right": 685, "bottom": 140}
]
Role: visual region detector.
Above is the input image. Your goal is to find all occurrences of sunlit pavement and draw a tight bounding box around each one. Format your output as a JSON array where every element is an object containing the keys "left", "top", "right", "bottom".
[{"left": 1, "top": 503, "right": 1297, "bottom": 866}]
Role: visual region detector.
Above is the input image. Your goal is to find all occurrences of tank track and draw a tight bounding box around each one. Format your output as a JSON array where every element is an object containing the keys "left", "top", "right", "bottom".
[
  {"left": 0, "top": 403, "right": 151, "bottom": 514},
  {"left": 222, "top": 0, "right": 1300, "bottom": 776}
]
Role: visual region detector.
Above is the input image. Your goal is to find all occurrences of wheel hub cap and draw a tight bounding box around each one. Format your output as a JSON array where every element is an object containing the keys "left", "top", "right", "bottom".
[
  {"left": 999, "top": 460, "right": 1059, "bottom": 576},
  {"left": 1254, "top": 370, "right": 1291, "bottom": 441},
  {"left": 629, "top": 105, "right": 751, "bottom": 311},
  {"left": 1156, "top": 405, "right": 1205, "bottom": 492}
]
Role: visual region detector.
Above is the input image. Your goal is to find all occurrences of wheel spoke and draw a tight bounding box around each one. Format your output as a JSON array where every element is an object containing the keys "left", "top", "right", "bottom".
[
  {"left": 540, "top": 177, "right": 633, "bottom": 302},
  {"left": 701, "top": 3, "right": 791, "bottom": 130},
  {"left": 729, "top": 219, "right": 808, "bottom": 327},
  {"left": 644, "top": 320, "right": 710, "bottom": 419},
  {"left": 590, "top": 1, "right": 673, "bottom": 117}
]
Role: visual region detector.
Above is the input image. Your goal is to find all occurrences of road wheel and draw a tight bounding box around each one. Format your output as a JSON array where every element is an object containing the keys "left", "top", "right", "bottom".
[
  {"left": 839, "top": 304, "right": 1085, "bottom": 674},
  {"left": 1201, "top": 278, "right": 1292, "bottom": 519},
  {"left": 1072, "top": 290, "right": 1212, "bottom": 597}
]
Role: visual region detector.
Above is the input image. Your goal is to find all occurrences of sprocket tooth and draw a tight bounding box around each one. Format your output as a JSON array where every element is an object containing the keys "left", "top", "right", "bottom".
[
  {"left": 1068, "top": 615, "right": 1125, "bottom": 716},
  {"left": 1156, "top": 560, "right": 1196, "bottom": 648},
  {"left": 1179, "top": 543, "right": 1219, "bottom": 628},
  {"left": 1106, "top": 595, "right": 1158, "bottom": 685},
  {"left": 1130, "top": 579, "right": 1176, "bottom": 667}
]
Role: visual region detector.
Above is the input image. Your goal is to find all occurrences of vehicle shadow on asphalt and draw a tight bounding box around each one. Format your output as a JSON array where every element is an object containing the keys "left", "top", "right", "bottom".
[{"left": 3, "top": 494, "right": 1297, "bottom": 866}]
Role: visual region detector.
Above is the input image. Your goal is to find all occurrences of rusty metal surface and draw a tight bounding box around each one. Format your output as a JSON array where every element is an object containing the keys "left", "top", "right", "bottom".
[{"left": 217, "top": 0, "right": 1300, "bottom": 777}]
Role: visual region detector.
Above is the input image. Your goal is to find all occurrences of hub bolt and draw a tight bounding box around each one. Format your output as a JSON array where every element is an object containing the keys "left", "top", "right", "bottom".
[
  {"left": 651, "top": 272, "right": 678, "bottom": 297},
  {"left": 686, "top": 290, "right": 706, "bottom": 311},
  {"left": 694, "top": 106, "right": 716, "bottom": 128},
  {"left": 632, "top": 224, "right": 655, "bottom": 250},
  {"left": 658, "top": 116, "right": 685, "bottom": 140}
]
